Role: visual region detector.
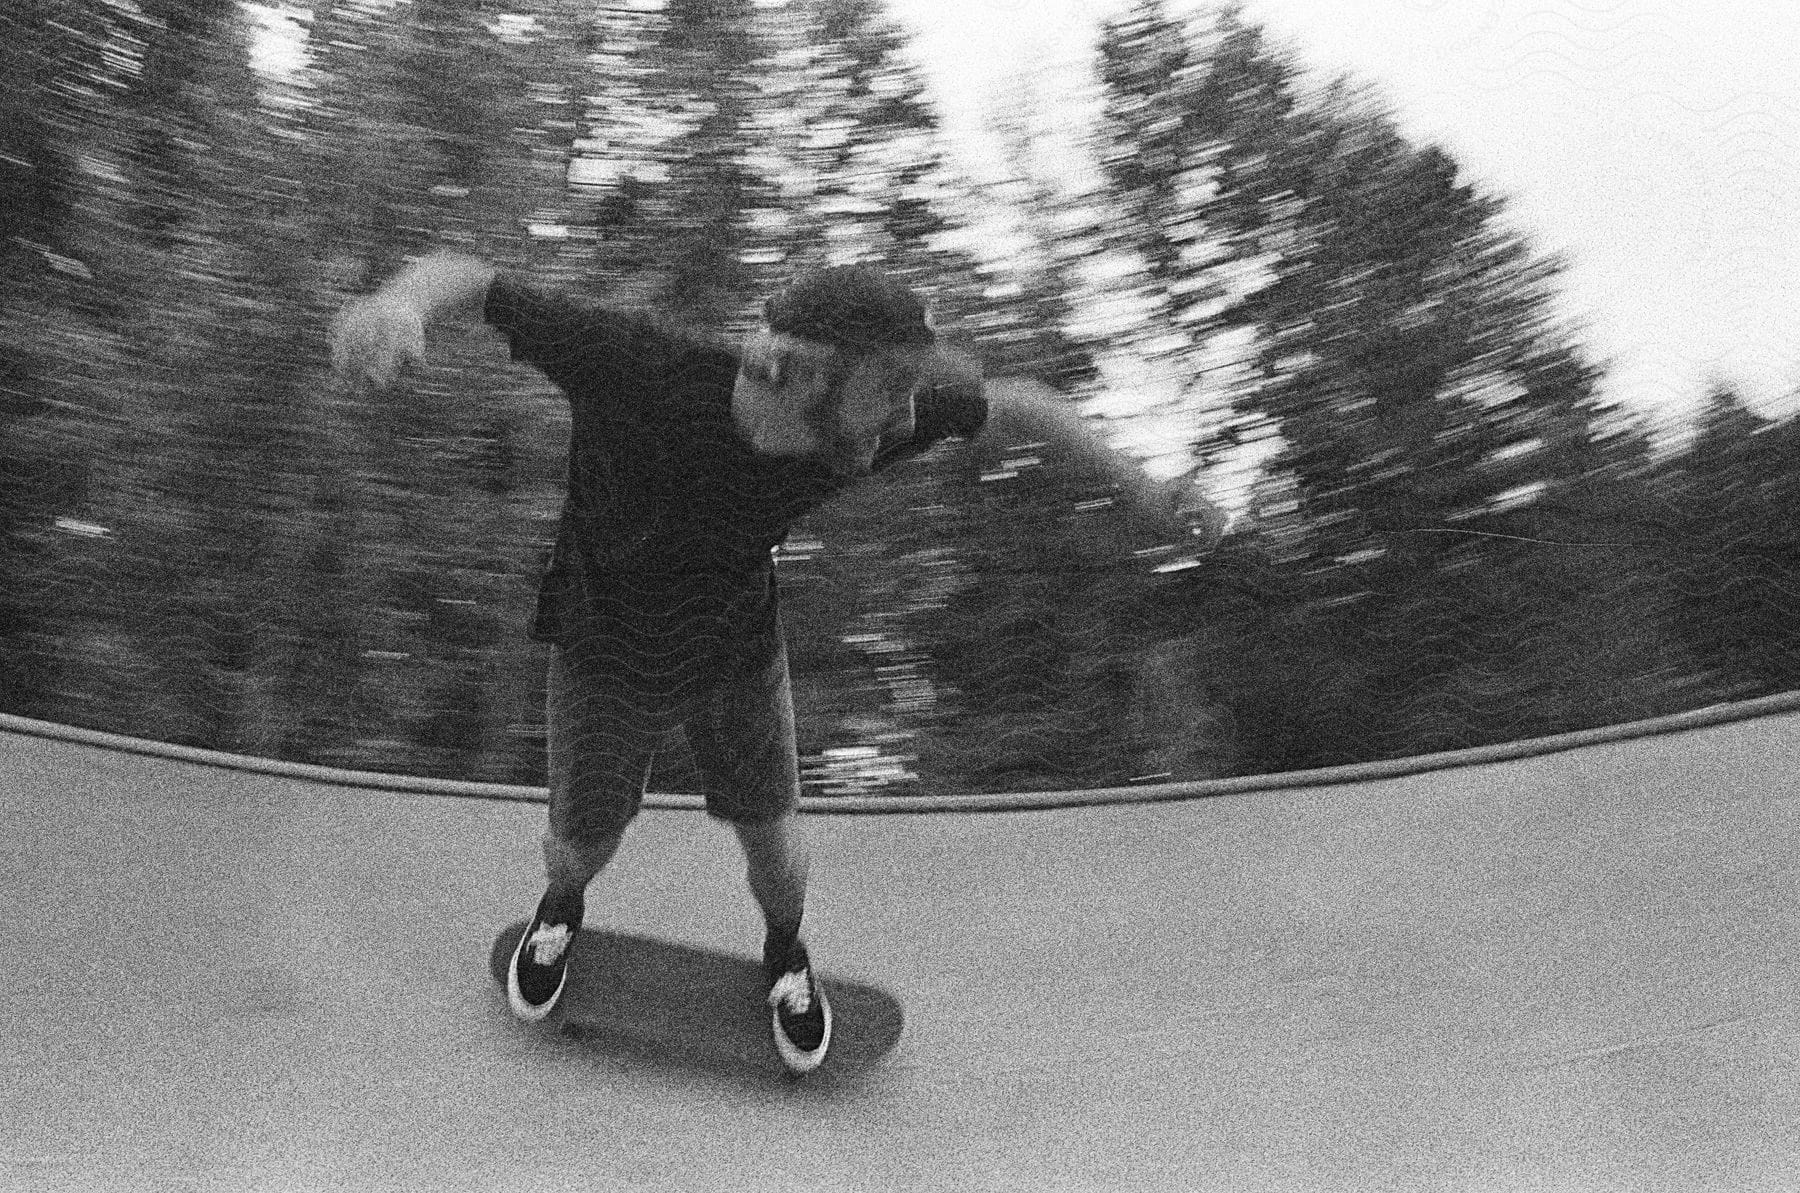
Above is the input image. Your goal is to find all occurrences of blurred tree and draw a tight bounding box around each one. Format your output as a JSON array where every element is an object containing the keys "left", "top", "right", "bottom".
[
  {"left": 1664, "top": 385, "right": 1800, "bottom": 699},
  {"left": 0, "top": 0, "right": 114, "bottom": 716},
  {"left": 1096, "top": 0, "right": 1229, "bottom": 355},
  {"left": 1093, "top": 0, "right": 1250, "bottom": 455},
  {"left": 0, "top": 0, "right": 305, "bottom": 746},
  {"left": 738, "top": 0, "right": 1007, "bottom": 794},
  {"left": 1092, "top": 0, "right": 1697, "bottom": 768},
  {"left": 919, "top": 379, "right": 1232, "bottom": 791},
  {"left": 6, "top": 0, "right": 1770, "bottom": 793},
  {"left": 117, "top": 0, "right": 241, "bottom": 248},
  {"left": 287, "top": 0, "right": 566, "bottom": 774},
  {"left": 977, "top": 61, "right": 1106, "bottom": 392},
  {"left": 641, "top": 0, "right": 766, "bottom": 326},
  {"left": 85, "top": 0, "right": 330, "bottom": 752},
  {"left": 765, "top": 0, "right": 974, "bottom": 284}
]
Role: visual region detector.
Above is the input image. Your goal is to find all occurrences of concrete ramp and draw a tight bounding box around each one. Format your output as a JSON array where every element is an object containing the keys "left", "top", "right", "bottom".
[{"left": 2, "top": 704, "right": 1797, "bottom": 1191}]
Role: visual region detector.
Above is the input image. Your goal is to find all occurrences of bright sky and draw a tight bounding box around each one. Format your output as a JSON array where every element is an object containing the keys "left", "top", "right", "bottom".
[{"left": 887, "top": 0, "right": 1800, "bottom": 438}]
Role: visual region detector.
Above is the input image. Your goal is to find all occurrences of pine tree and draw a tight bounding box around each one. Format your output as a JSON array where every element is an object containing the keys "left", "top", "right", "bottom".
[
  {"left": 1090, "top": 1, "right": 1697, "bottom": 766},
  {"left": 976, "top": 61, "right": 1105, "bottom": 392},
  {"left": 1666, "top": 385, "right": 1800, "bottom": 698}
]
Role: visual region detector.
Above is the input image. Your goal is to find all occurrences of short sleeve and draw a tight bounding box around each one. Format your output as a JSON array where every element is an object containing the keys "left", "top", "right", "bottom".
[
  {"left": 914, "top": 348, "right": 988, "bottom": 441},
  {"left": 483, "top": 272, "right": 668, "bottom": 409},
  {"left": 869, "top": 347, "right": 986, "bottom": 475}
]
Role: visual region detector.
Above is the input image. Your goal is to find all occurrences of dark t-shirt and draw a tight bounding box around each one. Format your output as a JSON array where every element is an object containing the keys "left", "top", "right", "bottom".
[{"left": 483, "top": 272, "right": 985, "bottom": 705}]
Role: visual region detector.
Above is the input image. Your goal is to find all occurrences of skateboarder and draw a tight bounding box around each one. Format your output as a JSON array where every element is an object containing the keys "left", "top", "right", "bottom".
[
  {"left": 331, "top": 251, "right": 986, "bottom": 1073},
  {"left": 331, "top": 251, "right": 1223, "bottom": 1074}
]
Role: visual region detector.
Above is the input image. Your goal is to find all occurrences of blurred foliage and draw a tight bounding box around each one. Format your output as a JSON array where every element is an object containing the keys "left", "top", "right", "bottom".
[{"left": 2, "top": 0, "right": 1796, "bottom": 797}]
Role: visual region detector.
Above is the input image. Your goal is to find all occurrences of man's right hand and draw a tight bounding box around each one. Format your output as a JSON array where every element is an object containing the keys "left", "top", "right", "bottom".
[{"left": 330, "top": 296, "right": 427, "bottom": 389}]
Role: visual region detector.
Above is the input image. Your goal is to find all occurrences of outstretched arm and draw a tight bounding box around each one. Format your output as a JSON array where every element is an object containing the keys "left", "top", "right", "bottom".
[
  {"left": 966, "top": 379, "right": 1227, "bottom": 551},
  {"left": 330, "top": 251, "right": 497, "bottom": 388}
]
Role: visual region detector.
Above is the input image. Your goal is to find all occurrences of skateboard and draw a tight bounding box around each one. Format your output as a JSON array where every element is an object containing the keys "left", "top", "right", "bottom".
[{"left": 489, "top": 923, "right": 904, "bottom": 1078}]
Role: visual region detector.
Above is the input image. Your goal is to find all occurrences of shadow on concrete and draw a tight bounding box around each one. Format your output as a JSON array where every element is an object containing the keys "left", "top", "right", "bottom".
[{"left": 489, "top": 924, "right": 906, "bottom": 1085}]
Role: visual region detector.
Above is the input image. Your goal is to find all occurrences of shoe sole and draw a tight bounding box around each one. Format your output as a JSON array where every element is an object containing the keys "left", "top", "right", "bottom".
[
  {"left": 506, "top": 929, "right": 568, "bottom": 1023},
  {"left": 771, "top": 983, "right": 833, "bottom": 1075}
]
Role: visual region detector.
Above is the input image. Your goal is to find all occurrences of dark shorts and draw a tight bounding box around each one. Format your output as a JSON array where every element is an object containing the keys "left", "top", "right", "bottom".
[{"left": 544, "top": 634, "right": 801, "bottom": 844}]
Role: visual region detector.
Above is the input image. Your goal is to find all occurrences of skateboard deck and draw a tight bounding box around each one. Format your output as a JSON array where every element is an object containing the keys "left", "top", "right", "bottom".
[{"left": 489, "top": 923, "right": 904, "bottom": 1079}]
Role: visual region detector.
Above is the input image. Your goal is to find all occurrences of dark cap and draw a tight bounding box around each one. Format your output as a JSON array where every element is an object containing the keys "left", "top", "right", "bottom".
[{"left": 763, "top": 265, "right": 936, "bottom": 353}]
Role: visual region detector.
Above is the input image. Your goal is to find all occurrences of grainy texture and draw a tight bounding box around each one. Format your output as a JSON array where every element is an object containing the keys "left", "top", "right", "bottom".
[{"left": 2, "top": 707, "right": 1796, "bottom": 1191}]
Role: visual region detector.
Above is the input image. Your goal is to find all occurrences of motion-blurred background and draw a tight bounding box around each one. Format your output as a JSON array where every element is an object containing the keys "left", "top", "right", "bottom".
[{"left": 3, "top": 0, "right": 1796, "bottom": 798}]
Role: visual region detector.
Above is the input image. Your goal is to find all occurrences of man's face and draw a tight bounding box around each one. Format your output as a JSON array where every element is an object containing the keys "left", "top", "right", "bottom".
[{"left": 732, "top": 329, "right": 929, "bottom": 475}]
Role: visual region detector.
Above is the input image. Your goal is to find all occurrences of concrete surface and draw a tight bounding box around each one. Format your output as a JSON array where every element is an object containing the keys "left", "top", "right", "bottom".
[{"left": 2, "top": 707, "right": 1797, "bottom": 1191}]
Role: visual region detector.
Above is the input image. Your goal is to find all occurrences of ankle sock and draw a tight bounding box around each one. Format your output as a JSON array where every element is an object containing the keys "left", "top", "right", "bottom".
[
  {"left": 537, "top": 887, "right": 585, "bottom": 927},
  {"left": 763, "top": 917, "right": 802, "bottom": 975}
]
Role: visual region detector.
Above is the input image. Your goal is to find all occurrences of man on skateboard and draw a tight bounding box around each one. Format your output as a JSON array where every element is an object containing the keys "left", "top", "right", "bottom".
[{"left": 331, "top": 251, "right": 985, "bottom": 1074}]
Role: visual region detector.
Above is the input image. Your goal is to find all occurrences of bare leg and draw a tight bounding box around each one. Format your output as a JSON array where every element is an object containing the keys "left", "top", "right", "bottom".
[
  {"left": 733, "top": 813, "right": 811, "bottom": 962},
  {"left": 736, "top": 811, "right": 831, "bottom": 1071},
  {"left": 540, "top": 645, "right": 657, "bottom": 913},
  {"left": 541, "top": 828, "right": 627, "bottom": 909}
]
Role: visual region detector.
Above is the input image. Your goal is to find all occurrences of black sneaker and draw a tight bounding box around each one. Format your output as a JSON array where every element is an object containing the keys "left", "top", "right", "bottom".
[
  {"left": 765, "top": 940, "right": 832, "bottom": 1074},
  {"left": 507, "top": 893, "right": 582, "bottom": 1022}
]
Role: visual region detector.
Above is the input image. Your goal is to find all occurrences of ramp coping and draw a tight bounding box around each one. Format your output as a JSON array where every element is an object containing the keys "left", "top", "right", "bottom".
[{"left": 5, "top": 689, "right": 1798, "bottom": 813}]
